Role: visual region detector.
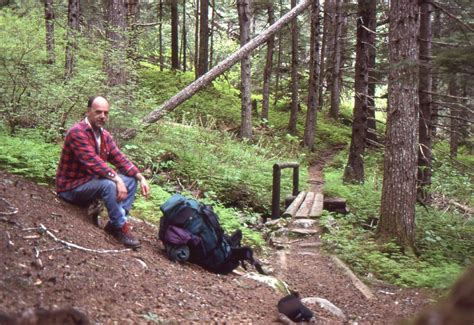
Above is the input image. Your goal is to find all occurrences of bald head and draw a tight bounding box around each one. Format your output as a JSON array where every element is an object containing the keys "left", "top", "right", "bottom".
[{"left": 86, "top": 95, "right": 109, "bottom": 131}]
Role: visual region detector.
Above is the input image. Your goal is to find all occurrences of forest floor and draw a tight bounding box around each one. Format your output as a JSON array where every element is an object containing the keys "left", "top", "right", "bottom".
[{"left": 0, "top": 164, "right": 434, "bottom": 324}]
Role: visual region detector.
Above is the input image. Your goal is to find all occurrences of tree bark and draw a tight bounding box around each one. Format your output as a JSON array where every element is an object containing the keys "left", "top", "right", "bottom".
[
  {"left": 448, "top": 77, "right": 459, "bottom": 157},
  {"left": 171, "top": 0, "right": 179, "bottom": 70},
  {"left": 181, "top": 0, "right": 187, "bottom": 71},
  {"left": 366, "top": 0, "right": 377, "bottom": 144},
  {"left": 303, "top": 0, "right": 321, "bottom": 150},
  {"left": 319, "top": 0, "right": 334, "bottom": 109},
  {"left": 44, "top": 0, "right": 55, "bottom": 65},
  {"left": 288, "top": 0, "right": 300, "bottom": 134},
  {"left": 237, "top": 0, "right": 252, "bottom": 139},
  {"left": 329, "top": 0, "right": 342, "bottom": 118},
  {"left": 104, "top": 0, "right": 127, "bottom": 87},
  {"left": 158, "top": 0, "right": 164, "bottom": 71},
  {"left": 126, "top": 0, "right": 139, "bottom": 63},
  {"left": 197, "top": 0, "right": 209, "bottom": 77},
  {"left": 343, "top": 0, "right": 374, "bottom": 184},
  {"left": 194, "top": 0, "right": 200, "bottom": 72},
  {"left": 377, "top": 0, "right": 419, "bottom": 250},
  {"left": 273, "top": 0, "right": 284, "bottom": 107},
  {"left": 64, "top": 0, "right": 80, "bottom": 79},
  {"left": 261, "top": 2, "right": 275, "bottom": 121},
  {"left": 142, "top": 0, "right": 312, "bottom": 126},
  {"left": 209, "top": 0, "right": 215, "bottom": 68},
  {"left": 417, "top": 0, "right": 433, "bottom": 202}
]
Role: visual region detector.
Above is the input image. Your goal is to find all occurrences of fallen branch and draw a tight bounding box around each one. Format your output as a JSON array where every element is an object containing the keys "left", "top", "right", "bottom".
[
  {"left": 0, "top": 197, "right": 19, "bottom": 216},
  {"left": 38, "top": 224, "right": 131, "bottom": 254}
]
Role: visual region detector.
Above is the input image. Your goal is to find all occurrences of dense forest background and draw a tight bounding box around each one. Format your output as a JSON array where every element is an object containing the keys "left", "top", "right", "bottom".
[{"left": 0, "top": 0, "right": 472, "bottom": 289}]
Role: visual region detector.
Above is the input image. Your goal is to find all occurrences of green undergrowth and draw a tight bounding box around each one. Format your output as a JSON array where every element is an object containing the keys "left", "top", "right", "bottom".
[
  {"left": 124, "top": 121, "right": 308, "bottom": 216},
  {"left": 0, "top": 130, "right": 60, "bottom": 184},
  {"left": 321, "top": 148, "right": 473, "bottom": 289}
]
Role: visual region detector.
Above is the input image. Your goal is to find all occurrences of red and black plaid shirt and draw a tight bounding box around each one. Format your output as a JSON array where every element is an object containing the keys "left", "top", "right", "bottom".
[{"left": 56, "top": 120, "right": 139, "bottom": 193}]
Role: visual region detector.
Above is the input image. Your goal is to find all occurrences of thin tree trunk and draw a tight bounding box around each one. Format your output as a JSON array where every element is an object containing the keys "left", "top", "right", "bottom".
[
  {"left": 171, "top": 0, "right": 179, "bottom": 70},
  {"left": 181, "top": 0, "right": 187, "bottom": 71},
  {"left": 64, "top": 0, "right": 80, "bottom": 79},
  {"left": 448, "top": 77, "right": 459, "bottom": 157},
  {"left": 126, "top": 0, "right": 139, "bottom": 63},
  {"left": 303, "top": 0, "right": 321, "bottom": 150},
  {"left": 319, "top": 0, "right": 334, "bottom": 109},
  {"left": 417, "top": 0, "right": 433, "bottom": 202},
  {"left": 159, "top": 0, "right": 164, "bottom": 71},
  {"left": 329, "top": 0, "right": 342, "bottom": 118},
  {"left": 343, "top": 0, "right": 374, "bottom": 183},
  {"left": 287, "top": 0, "right": 300, "bottom": 134},
  {"left": 194, "top": 0, "right": 200, "bottom": 71},
  {"left": 197, "top": 0, "right": 209, "bottom": 77},
  {"left": 273, "top": 0, "right": 284, "bottom": 106},
  {"left": 377, "top": 0, "right": 419, "bottom": 250},
  {"left": 366, "top": 0, "right": 377, "bottom": 144},
  {"left": 209, "top": 0, "right": 215, "bottom": 68},
  {"left": 44, "top": 0, "right": 55, "bottom": 65},
  {"left": 431, "top": 8, "right": 441, "bottom": 137},
  {"left": 261, "top": 2, "right": 275, "bottom": 121},
  {"left": 237, "top": 0, "right": 252, "bottom": 139},
  {"left": 142, "top": 0, "right": 312, "bottom": 125}
]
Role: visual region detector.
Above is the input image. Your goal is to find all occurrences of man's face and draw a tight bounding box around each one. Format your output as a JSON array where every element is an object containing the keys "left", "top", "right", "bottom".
[{"left": 87, "top": 97, "right": 109, "bottom": 131}]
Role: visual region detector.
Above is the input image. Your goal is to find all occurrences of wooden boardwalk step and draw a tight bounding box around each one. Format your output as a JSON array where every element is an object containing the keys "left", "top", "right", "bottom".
[
  {"left": 282, "top": 191, "right": 324, "bottom": 218},
  {"left": 295, "top": 192, "right": 315, "bottom": 218}
]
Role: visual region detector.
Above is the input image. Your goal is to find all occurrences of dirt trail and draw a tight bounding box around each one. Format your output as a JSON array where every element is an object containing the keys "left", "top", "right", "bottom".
[{"left": 0, "top": 169, "right": 431, "bottom": 324}]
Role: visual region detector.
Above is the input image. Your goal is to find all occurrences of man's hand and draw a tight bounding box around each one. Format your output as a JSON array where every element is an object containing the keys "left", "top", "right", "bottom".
[
  {"left": 136, "top": 173, "right": 151, "bottom": 198},
  {"left": 115, "top": 176, "right": 128, "bottom": 202}
]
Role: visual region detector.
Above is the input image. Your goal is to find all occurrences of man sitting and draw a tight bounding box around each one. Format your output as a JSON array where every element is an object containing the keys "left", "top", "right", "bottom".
[{"left": 56, "top": 95, "right": 150, "bottom": 248}]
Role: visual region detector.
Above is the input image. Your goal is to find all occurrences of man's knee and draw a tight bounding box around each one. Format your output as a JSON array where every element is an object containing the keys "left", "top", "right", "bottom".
[{"left": 100, "top": 179, "right": 117, "bottom": 194}]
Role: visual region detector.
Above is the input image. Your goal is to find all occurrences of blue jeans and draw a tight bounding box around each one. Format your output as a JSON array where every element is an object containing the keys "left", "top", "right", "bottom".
[{"left": 59, "top": 174, "right": 138, "bottom": 228}]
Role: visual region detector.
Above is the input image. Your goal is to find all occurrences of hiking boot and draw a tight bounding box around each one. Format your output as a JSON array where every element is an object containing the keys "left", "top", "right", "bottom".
[
  {"left": 104, "top": 222, "right": 141, "bottom": 248},
  {"left": 87, "top": 200, "right": 103, "bottom": 227}
]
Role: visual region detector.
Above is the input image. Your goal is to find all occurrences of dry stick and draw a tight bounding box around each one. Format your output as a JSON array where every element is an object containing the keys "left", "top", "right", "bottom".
[
  {"left": 142, "top": 0, "right": 312, "bottom": 126},
  {"left": 0, "top": 197, "right": 18, "bottom": 216},
  {"left": 331, "top": 255, "right": 375, "bottom": 300},
  {"left": 38, "top": 224, "right": 131, "bottom": 254}
]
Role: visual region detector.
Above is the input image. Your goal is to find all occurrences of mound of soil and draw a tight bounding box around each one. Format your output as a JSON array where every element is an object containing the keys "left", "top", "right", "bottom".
[{"left": 0, "top": 170, "right": 431, "bottom": 324}]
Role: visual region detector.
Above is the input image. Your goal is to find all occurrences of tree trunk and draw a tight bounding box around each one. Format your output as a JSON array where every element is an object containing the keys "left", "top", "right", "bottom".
[
  {"left": 303, "top": 0, "right": 321, "bottom": 150},
  {"left": 181, "top": 0, "right": 187, "bottom": 71},
  {"left": 159, "top": 0, "right": 164, "bottom": 71},
  {"left": 377, "top": 0, "right": 419, "bottom": 250},
  {"left": 209, "top": 0, "right": 215, "bottom": 68},
  {"left": 44, "top": 0, "right": 55, "bottom": 65},
  {"left": 343, "top": 0, "right": 373, "bottom": 184},
  {"left": 417, "top": 0, "right": 433, "bottom": 202},
  {"left": 104, "top": 0, "right": 127, "bottom": 87},
  {"left": 171, "top": 0, "right": 179, "bottom": 70},
  {"left": 194, "top": 0, "right": 200, "bottom": 71},
  {"left": 319, "top": 0, "right": 334, "bottom": 109},
  {"left": 142, "top": 0, "right": 312, "bottom": 125},
  {"left": 287, "top": 0, "right": 300, "bottom": 134},
  {"left": 329, "top": 0, "right": 342, "bottom": 118},
  {"left": 197, "top": 0, "right": 209, "bottom": 77},
  {"left": 448, "top": 77, "right": 459, "bottom": 157},
  {"left": 64, "top": 0, "right": 80, "bottom": 79},
  {"left": 431, "top": 8, "right": 441, "bottom": 137},
  {"left": 237, "top": 0, "right": 252, "bottom": 139},
  {"left": 273, "top": 0, "right": 284, "bottom": 106},
  {"left": 261, "top": 2, "right": 275, "bottom": 121},
  {"left": 126, "top": 0, "right": 139, "bottom": 63},
  {"left": 366, "top": 0, "right": 377, "bottom": 144}
]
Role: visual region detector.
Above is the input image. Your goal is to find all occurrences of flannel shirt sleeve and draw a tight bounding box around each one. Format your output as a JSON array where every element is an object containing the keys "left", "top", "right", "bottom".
[
  {"left": 67, "top": 128, "right": 115, "bottom": 178},
  {"left": 106, "top": 134, "right": 140, "bottom": 177}
]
